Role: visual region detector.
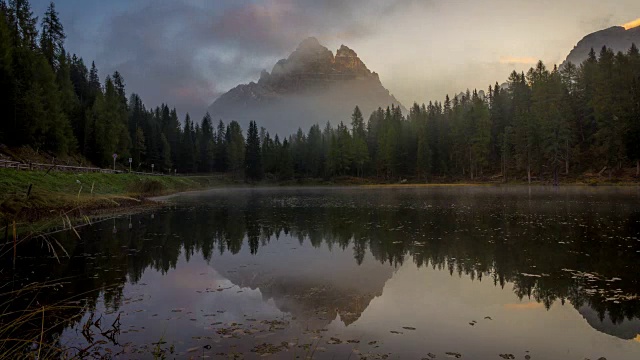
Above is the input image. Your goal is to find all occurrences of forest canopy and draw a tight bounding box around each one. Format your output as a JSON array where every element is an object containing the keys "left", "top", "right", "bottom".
[{"left": 1, "top": 0, "right": 639, "bottom": 182}]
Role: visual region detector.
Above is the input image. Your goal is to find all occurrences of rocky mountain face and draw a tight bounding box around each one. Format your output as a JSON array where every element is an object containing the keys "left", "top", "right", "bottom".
[
  {"left": 209, "top": 37, "right": 404, "bottom": 135},
  {"left": 578, "top": 305, "right": 640, "bottom": 340},
  {"left": 563, "top": 25, "right": 640, "bottom": 67}
]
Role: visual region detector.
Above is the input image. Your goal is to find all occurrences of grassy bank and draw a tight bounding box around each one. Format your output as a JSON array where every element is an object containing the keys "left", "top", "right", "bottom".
[
  {"left": 2, "top": 168, "right": 637, "bottom": 222},
  {"left": 0, "top": 169, "right": 230, "bottom": 222}
]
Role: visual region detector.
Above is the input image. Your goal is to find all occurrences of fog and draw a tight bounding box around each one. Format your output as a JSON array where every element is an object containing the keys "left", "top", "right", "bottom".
[{"left": 33, "top": 0, "right": 640, "bottom": 123}]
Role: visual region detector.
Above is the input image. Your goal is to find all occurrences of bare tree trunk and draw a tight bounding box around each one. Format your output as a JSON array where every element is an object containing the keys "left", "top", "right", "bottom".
[
  {"left": 527, "top": 148, "right": 532, "bottom": 184},
  {"left": 469, "top": 148, "right": 473, "bottom": 180},
  {"left": 565, "top": 139, "right": 569, "bottom": 175},
  {"left": 503, "top": 153, "right": 507, "bottom": 183}
]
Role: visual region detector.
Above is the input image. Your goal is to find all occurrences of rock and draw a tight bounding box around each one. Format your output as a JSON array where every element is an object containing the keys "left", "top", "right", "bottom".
[
  {"left": 209, "top": 37, "right": 405, "bottom": 136},
  {"left": 562, "top": 26, "right": 640, "bottom": 68}
]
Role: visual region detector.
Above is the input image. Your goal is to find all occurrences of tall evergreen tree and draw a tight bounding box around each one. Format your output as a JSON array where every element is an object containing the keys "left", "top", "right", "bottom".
[
  {"left": 351, "top": 106, "right": 369, "bottom": 177},
  {"left": 199, "top": 113, "right": 215, "bottom": 172},
  {"left": 226, "top": 121, "right": 245, "bottom": 175},
  {"left": 279, "top": 139, "right": 294, "bottom": 180},
  {"left": 245, "top": 120, "right": 263, "bottom": 181},
  {"left": 180, "top": 114, "right": 196, "bottom": 172},
  {"left": 39, "top": 1, "right": 63, "bottom": 69},
  {"left": 215, "top": 120, "right": 227, "bottom": 172},
  {"left": 0, "top": 3, "right": 14, "bottom": 144}
]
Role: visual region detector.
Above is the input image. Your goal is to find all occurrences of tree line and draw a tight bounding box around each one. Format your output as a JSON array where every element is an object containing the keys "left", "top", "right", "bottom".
[
  {"left": 1, "top": 1, "right": 639, "bottom": 182},
  {"left": 282, "top": 46, "right": 640, "bottom": 183}
]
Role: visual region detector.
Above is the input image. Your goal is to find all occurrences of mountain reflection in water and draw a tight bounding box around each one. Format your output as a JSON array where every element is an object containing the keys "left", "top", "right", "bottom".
[{"left": 3, "top": 186, "right": 640, "bottom": 359}]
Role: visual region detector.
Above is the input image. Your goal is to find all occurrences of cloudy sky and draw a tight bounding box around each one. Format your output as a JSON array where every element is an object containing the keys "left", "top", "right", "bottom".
[{"left": 32, "top": 0, "right": 640, "bottom": 120}]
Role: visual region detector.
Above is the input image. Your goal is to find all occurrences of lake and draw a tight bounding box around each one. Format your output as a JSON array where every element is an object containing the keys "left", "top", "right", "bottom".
[{"left": 3, "top": 186, "right": 640, "bottom": 359}]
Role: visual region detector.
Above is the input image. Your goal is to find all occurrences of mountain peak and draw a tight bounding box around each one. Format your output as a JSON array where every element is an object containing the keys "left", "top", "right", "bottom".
[
  {"left": 562, "top": 25, "right": 640, "bottom": 67},
  {"left": 336, "top": 45, "right": 358, "bottom": 57},
  {"left": 297, "top": 37, "right": 324, "bottom": 50},
  {"left": 209, "top": 38, "right": 403, "bottom": 135},
  {"left": 257, "top": 38, "right": 379, "bottom": 88}
]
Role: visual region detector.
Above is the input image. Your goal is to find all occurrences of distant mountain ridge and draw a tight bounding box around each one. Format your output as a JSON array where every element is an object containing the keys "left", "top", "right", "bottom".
[
  {"left": 563, "top": 25, "right": 640, "bottom": 67},
  {"left": 208, "top": 37, "right": 404, "bottom": 135}
]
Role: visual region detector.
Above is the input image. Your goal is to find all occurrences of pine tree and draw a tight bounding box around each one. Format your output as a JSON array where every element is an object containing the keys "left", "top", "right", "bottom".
[
  {"left": 10, "top": 0, "right": 38, "bottom": 49},
  {"left": 468, "top": 91, "right": 491, "bottom": 178},
  {"left": 226, "top": 121, "right": 245, "bottom": 175},
  {"left": 111, "top": 70, "right": 127, "bottom": 108},
  {"left": 351, "top": 106, "right": 365, "bottom": 139},
  {"left": 376, "top": 106, "right": 400, "bottom": 178},
  {"left": 416, "top": 121, "right": 431, "bottom": 181},
  {"left": 160, "top": 133, "right": 172, "bottom": 171},
  {"left": 0, "top": 4, "right": 14, "bottom": 144},
  {"left": 327, "top": 121, "right": 353, "bottom": 176},
  {"left": 291, "top": 128, "right": 307, "bottom": 175},
  {"left": 181, "top": 114, "right": 196, "bottom": 172},
  {"left": 509, "top": 71, "right": 535, "bottom": 183},
  {"left": 215, "top": 120, "right": 227, "bottom": 172},
  {"left": 39, "top": 1, "right": 64, "bottom": 69},
  {"left": 593, "top": 47, "right": 624, "bottom": 178},
  {"left": 199, "top": 113, "right": 215, "bottom": 172},
  {"left": 245, "top": 120, "right": 263, "bottom": 181},
  {"left": 306, "top": 124, "right": 323, "bottom": 177},
  {"left": 279, "top": 139, "right": 294, "bottom": 180},
  {"left": 625, "top": 43, "right": 640, "bottom": 176},
  {"left": 88, "top": 61, "right": 100, "bottom": 94},
  {"left": 350, "top": 106, "right": 369, "bottom": 177}
]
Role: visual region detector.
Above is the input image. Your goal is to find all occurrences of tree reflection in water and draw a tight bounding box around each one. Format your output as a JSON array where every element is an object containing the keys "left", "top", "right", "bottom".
[{"left": 2, "top": 186, "right": 640, "bottom": 355}]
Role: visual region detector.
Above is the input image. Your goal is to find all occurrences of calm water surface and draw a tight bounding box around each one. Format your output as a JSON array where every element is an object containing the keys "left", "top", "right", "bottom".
[{"left": 4, "top": 186, "right": 640, "bottom": 359}]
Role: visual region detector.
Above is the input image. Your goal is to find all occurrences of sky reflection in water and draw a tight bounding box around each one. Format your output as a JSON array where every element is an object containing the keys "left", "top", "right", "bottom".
[{"left": 9, "top": 186, "right": 640, "bottom": 359}]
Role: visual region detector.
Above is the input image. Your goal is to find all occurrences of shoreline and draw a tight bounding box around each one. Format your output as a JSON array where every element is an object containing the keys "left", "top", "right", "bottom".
[{"left": 2, "top": 169, "right": 638, "bottom": 226}]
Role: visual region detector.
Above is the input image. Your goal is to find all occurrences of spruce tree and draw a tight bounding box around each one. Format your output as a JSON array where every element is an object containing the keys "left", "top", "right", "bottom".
[
  {"left": 245, "top": 120, "right": 263, "bottom": 181},
  {"left": 306, "top": 124, "right": 323, "bottom": 177},
  {"left": 88, "top": 61, "right": 100, "bottom": 95},
  {"left": 181, "top": 114, "right": 196, "bottom": 172},
  {"left": 279, "top": 139, "right": 294, "bottom": 180},
  {"left": 0, "top": 4, "right": 13, "bottom": 144},
  {"left": 215, "top": 120, "right": 227, "bottom": 172},
  {"left": 199, "top": 113, "right": 215, "bottom": 172},
  {"left": 226, "top": 121, "right": 245, "bottom": 175},
  {"left": 39, "top": 1, "right": 64, "bottom": 69}
]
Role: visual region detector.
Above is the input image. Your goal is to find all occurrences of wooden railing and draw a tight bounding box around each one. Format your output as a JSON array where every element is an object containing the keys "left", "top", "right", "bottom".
[{"left": 0, "top": 159, "right": 169, "bottom": 176}]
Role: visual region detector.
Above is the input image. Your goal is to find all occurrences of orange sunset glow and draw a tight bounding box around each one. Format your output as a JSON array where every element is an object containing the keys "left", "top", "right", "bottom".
[
  {"left": 622, "top": 17, "right": 640, "bottom": 30},
  {"left": 504, "top": 302, "right": 545, "bottom": 310}
]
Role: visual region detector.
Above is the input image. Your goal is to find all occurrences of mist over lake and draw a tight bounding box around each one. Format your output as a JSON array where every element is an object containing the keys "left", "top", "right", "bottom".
[{"left": 4, "top": 186, "right": 640, "bottom": 359}]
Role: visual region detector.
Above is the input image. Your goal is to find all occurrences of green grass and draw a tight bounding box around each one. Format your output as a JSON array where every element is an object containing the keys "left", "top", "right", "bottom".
[{"left": 0, "top": 169, "right": 229, "bottom": 221}]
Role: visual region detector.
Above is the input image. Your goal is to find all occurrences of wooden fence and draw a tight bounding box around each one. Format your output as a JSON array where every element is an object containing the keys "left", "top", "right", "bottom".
[{"left": 0, "top": 159, "right": 169, "bottom": 176}]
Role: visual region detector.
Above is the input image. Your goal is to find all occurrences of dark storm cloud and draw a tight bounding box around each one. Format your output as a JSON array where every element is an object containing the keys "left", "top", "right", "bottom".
[{"left": 97, "top": 0, "right": 429, "bottom": 119}]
